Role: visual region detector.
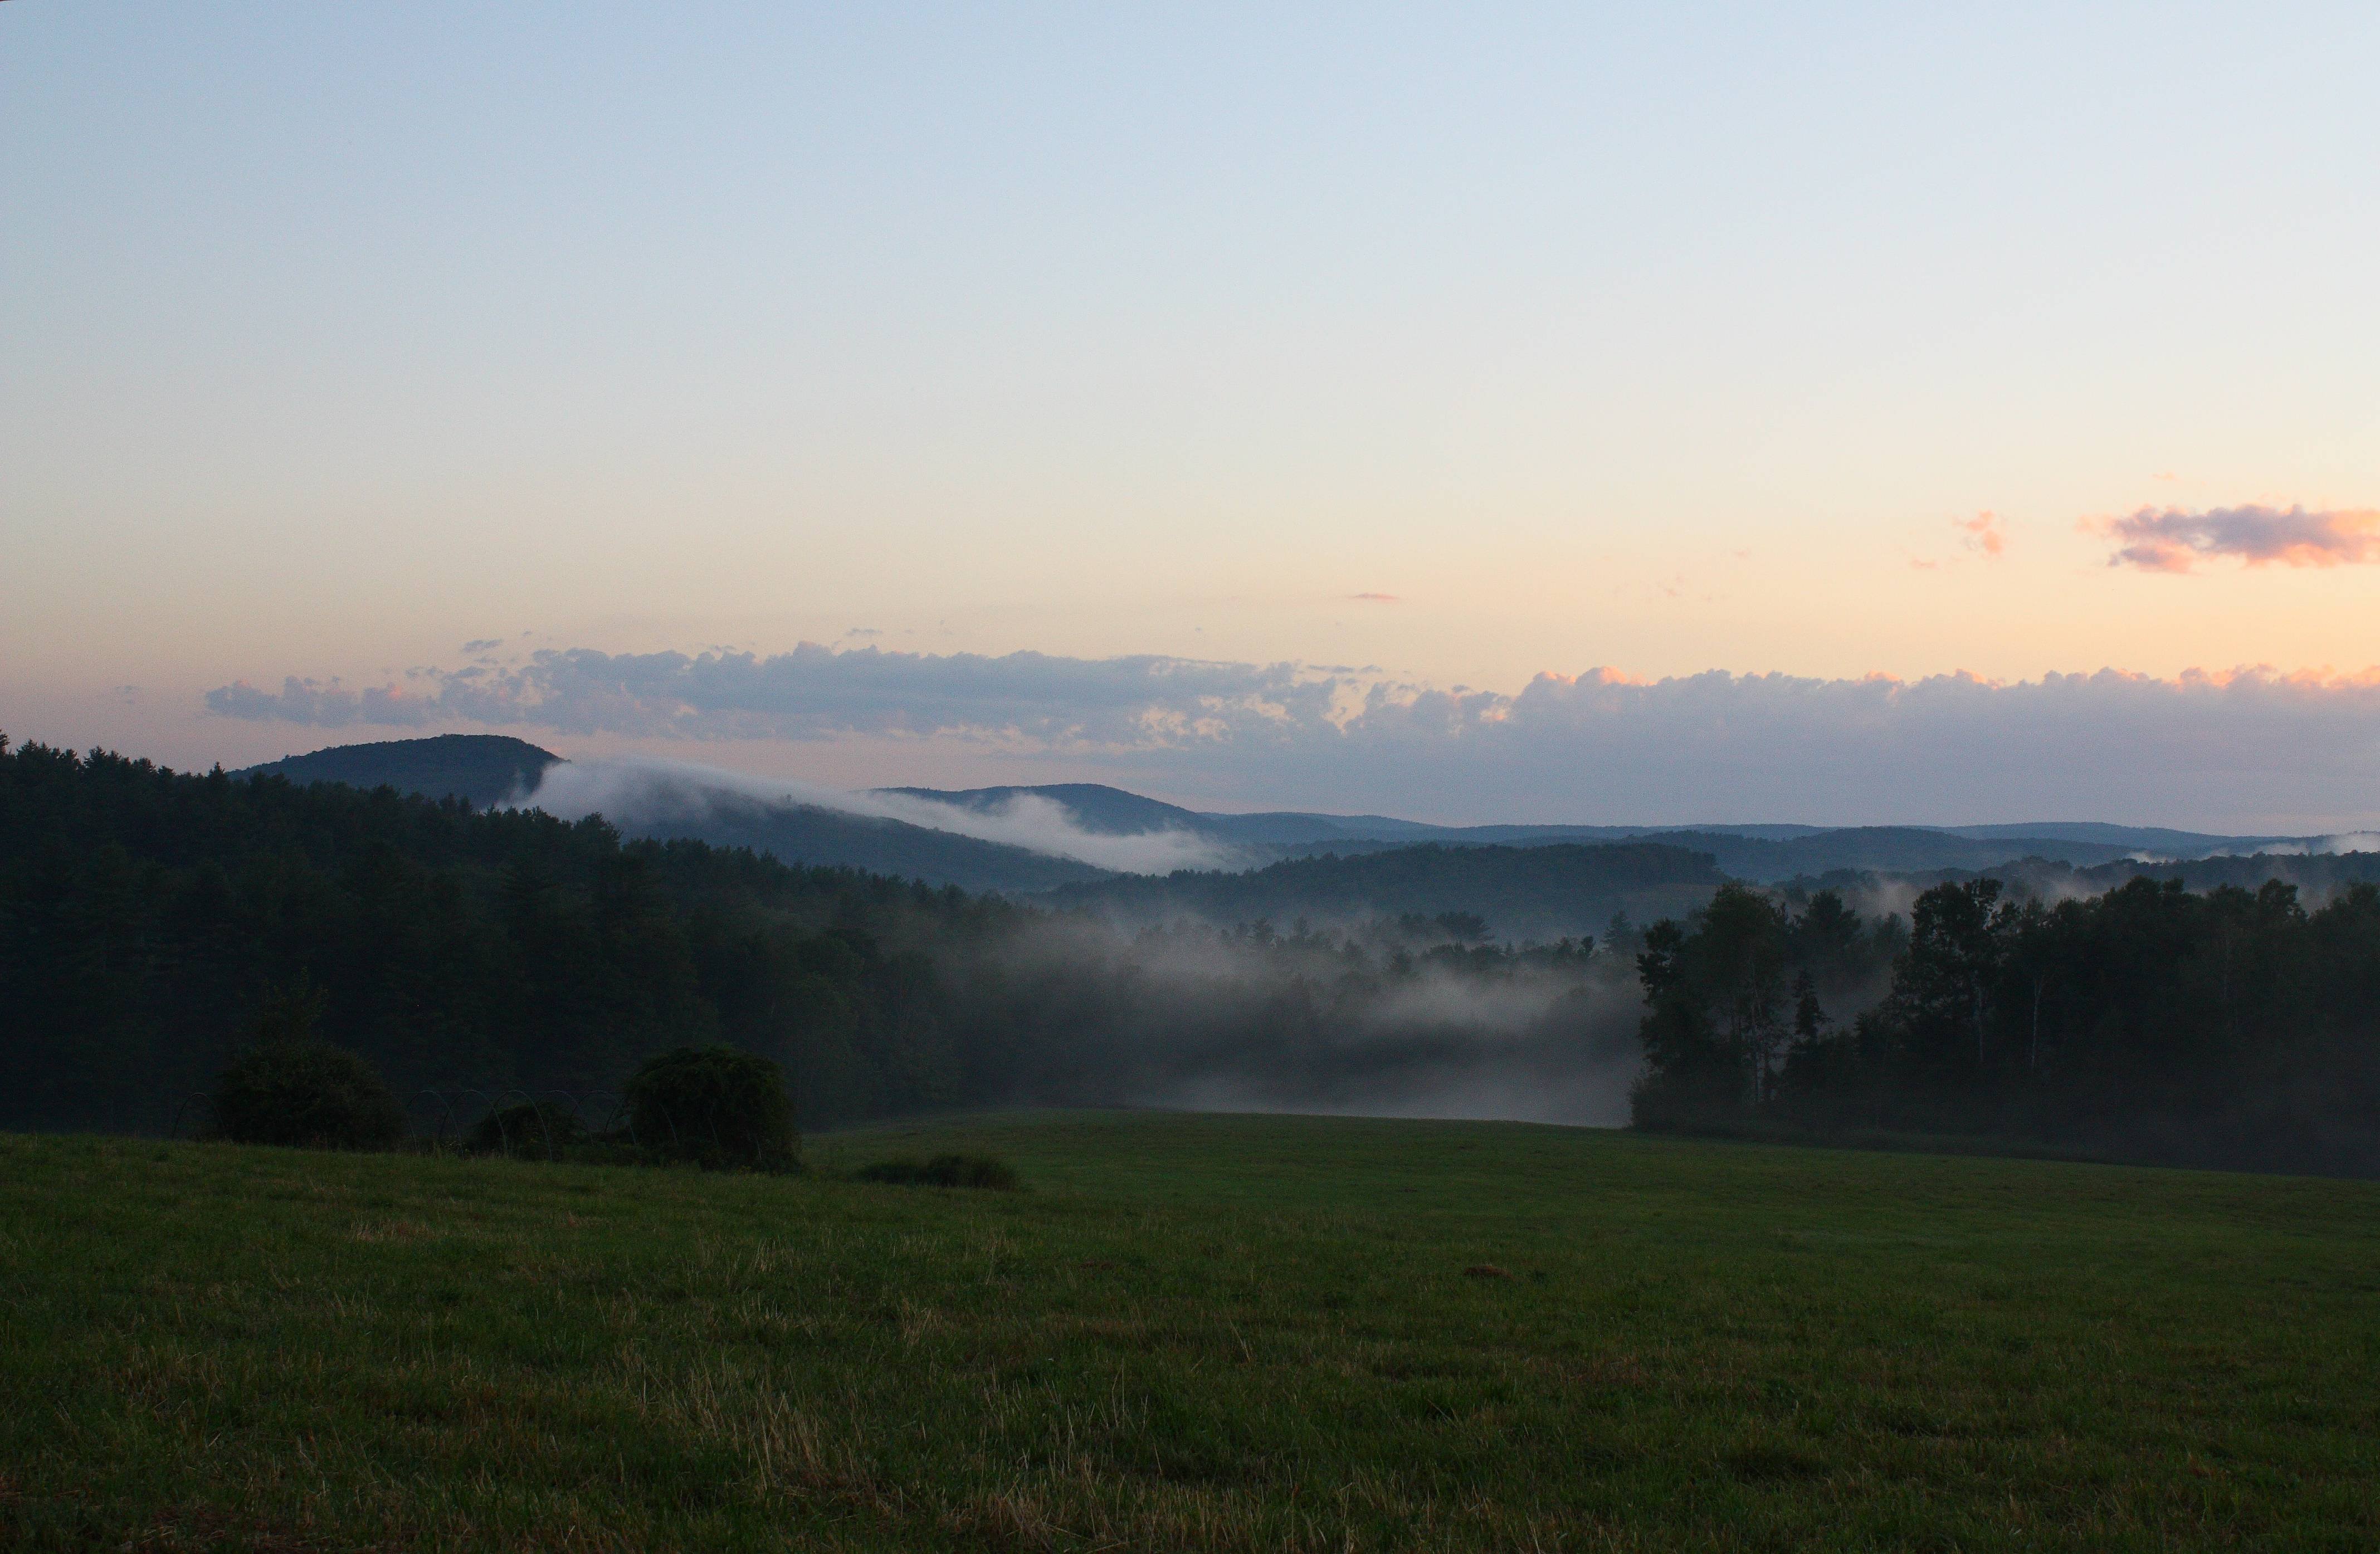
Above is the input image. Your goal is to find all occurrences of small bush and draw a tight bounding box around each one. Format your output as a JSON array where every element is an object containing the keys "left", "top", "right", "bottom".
[
  {"left": 212, "top": 1043, "right": 406, "bottom": 1150},
  {"left": 622, "top": 1045, "right": 798, "bottom": 1171},
  {"left": 467, "top": 1102, "right": 587, "bottom": 1159},
  {"left": 211, "top": 983, "right": 404, "bottom": 1151},
  {"left": 856, "top": 1153, "right": 1020, "bottom": 1190}
]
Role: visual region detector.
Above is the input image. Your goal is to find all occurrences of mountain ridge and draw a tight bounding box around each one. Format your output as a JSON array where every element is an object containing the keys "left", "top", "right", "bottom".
[{"left": 241, "top": 740, "right": 2332, "bottom": 889}]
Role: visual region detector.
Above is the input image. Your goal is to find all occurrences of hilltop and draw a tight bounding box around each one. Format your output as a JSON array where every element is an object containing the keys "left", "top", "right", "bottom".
[{"left": 241, "top": 733, "right": 561, "bottom": 808}]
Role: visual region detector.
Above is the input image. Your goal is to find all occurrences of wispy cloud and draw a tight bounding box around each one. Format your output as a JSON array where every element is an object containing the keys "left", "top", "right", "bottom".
[
  {"left": 207, "top": 646, "right": 2380, "bottom": 827},
  {"left": 1955, "top": 511, "right": 2007, "bottom": 558},
  {"left": 2098, "top": 504, "right": 2380, "bottom": 572},
  {"left": 1349, "top": 592, "right": 1400, "bottom": 602}
]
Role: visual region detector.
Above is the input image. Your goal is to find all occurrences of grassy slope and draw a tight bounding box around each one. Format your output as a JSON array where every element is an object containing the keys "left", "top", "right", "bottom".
[{"left": 3, "top": 1113, "right": 2377, "bottom": 1551}]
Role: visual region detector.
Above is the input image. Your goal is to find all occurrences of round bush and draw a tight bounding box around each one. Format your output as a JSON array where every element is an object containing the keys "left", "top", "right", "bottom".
[
  {"left": 213, "top": 1040, "right": 404, "bottom": 1150},
  {"left": 622, "top": 1045, "right": 798, "bottom": 1171}
]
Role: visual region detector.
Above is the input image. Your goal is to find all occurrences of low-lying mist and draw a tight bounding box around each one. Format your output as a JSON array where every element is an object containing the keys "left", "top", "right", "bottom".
[
  {"left": 929, "top": 912, "right": 1654, "bottom": 1127},
  {"left": 524, "top": 757, "right": 1244, "bottom": 874}
]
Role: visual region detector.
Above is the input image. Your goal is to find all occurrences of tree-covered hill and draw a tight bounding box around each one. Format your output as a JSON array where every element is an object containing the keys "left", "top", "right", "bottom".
[
  {"left": 1629, "top": 825, "right": 2145, "bottom": 881},
  {"left": 0, "top": 736, "right": 1025, "bottom": 1132},
  {"left": 877, "top": 783, "right": 1219, "bottom": 837},
  {"left": 240, "top": 733, "right": 562, "bottom": 808}
]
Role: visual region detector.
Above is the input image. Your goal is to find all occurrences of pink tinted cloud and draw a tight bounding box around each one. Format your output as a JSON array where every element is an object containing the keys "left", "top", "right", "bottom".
[
  {"left": 1349, "top": 592, "right": 1399, "bottom": 602},
  {"left": 1955, "top": 511, "right": 2007, "bottom": 558},
  {"left": 2098, "top": 505, "right": 2380, "bottom": 573}
]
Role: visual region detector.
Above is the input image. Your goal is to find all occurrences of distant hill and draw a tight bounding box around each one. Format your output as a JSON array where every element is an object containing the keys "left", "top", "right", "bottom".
[
  {"left": 1935, "top": 822, "right": 2299, "bottom": 852},
  {"left": 242, "top": 734, "right": 561, "bottom": 808},
  {"left": 236, "top": 751, "right": 2325, "bottom": 896},
  {"left": 1043, "top": 842, "right": 1729, "bottom": 942},
  {"left": 877, "top": 783, "right": 1216, "bottom": 838},
  {"left": 1621, "top": 827, "right": 2147, "bottom": 882},
  {"left": 870, "top": 783, "right": 2295, "bottom": 877}
]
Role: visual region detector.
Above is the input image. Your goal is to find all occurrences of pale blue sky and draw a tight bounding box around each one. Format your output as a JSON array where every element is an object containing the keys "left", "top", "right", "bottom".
[{"left": 6, "top": 3, "right": 2378, "bottom": 822}]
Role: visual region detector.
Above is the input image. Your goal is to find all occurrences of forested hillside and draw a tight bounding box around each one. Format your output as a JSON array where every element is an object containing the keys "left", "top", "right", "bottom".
[
  {"left": 0, "top": 739, "right": 1630, "bottom": 1135},
  {"left": 241, "top": 734, "right": 562, "bottom": 808},
  {"left": 0, "top": 737, "right": 1020, "bottom": 1131}
]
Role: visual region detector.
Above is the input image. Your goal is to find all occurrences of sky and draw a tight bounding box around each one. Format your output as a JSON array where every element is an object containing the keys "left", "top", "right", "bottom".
[{"left": 5, "top": 3, "right": 2378, "bottom": 828}]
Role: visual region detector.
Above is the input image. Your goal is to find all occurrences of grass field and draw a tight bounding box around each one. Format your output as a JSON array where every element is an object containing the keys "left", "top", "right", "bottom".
[{"left": 3, "top": 1112, "right": 2377, "bottom": 1551}]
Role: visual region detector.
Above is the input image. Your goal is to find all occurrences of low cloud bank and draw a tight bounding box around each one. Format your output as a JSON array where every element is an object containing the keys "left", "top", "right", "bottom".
[
  {"left": 209, "top": 647, "right": 2380, "bottom": 829},
  {"left": 206, "top": 645, "right": 1323, "bottom": 742},
  {"left": 524, "top": 757, "right": 1240, "bottom": 875}
]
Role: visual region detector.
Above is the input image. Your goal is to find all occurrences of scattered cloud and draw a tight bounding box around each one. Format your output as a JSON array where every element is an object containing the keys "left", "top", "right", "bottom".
[
  {"left": 206, "top": 644, "right": 2380, "bottom": 827},
  {"left": 2097, "top": 504, "right": 2380, "bottom": 573},
  {"left": 206, "top": 677, "right": 442, "bottom": 729},
  {"left": 1955, "top": 511, "right": 2007, "bottom": 559},
  {"left": 1910, "top": 511, "right": 2005, "bottom": 569},
  {"left": 1349, "top": 592, "right": 1399, "bottom": 602},
  {"left": 461, "top": 638, "right": 503, "bottom": 654}
]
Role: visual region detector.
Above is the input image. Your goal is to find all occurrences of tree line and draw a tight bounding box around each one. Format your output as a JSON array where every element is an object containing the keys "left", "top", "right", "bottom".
[{"left": 1632, "top": 877, "right": 2380, "bottom": 1175}]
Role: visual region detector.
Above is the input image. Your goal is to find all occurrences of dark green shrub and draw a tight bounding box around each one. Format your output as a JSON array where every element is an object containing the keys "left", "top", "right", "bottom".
[
  {"left": 622, "top": 1045, "right": 798, "bottom": 1171},
  {"left": 211, "top": 986, "right": 403, "bottom": 1150},
  {"left": 856, "top": 1152, "right": 1019, "bottom": 1190},
  {"left": 212, "top": 1043, "right": 405, "bottom": 1150},
  {"left": 467, "top": 1102, "right": 587, "bottom": 1159}
]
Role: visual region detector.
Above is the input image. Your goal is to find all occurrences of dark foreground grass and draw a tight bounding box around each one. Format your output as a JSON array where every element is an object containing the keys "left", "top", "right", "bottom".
[{"left": 3, "top": 1113, "right": 2377, "bottom": 1551}]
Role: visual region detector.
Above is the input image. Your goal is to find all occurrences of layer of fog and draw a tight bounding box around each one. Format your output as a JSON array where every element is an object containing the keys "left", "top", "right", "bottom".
[
  {"left": 2212, "top": 832, "right": 2380, "bottom": 858},
  {"left": 521, "top": 756, "right": 1244, "bottom": 874},
  {"left": 946, "top": 912, "right": 1650, "bottom": 1128}
]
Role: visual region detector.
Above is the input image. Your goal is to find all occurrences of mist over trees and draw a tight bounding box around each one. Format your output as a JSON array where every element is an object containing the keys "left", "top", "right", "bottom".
[
  {"left": 0, "top": 739, "right": 1629, "bottom": 1135},
  {"left": 10, "top": 735, "right": 2380, "bottom": 1175}
]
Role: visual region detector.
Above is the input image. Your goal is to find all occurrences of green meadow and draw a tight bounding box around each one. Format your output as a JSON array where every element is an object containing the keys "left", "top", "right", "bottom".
[{"left": 3, "top": 1112, "right": 2376, "bottom": 1551}]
